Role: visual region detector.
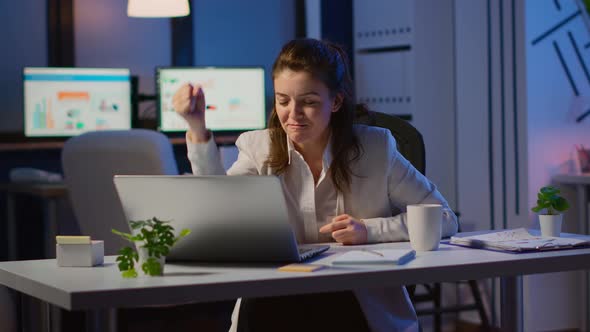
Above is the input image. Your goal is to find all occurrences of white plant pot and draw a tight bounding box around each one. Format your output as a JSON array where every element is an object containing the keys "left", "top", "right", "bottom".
[
  {"left": 137, "top": 247, "right": 166, "bottom": 276},
  {"left": 539, "top": 214, "right": 563, "bottom": 237}
]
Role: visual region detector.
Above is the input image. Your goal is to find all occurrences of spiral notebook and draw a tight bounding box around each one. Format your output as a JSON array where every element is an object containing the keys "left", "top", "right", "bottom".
[{"left": 331, "top": 249, "right": 416, "bottom": 265}]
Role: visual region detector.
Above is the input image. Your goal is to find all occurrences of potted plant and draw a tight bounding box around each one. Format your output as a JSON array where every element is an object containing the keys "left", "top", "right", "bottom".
[
  {"left": 112, "top": 217, "right": 190, "bottom": 278},
  {"left": 531, "top": 186, "right": 570, "bottom": 237}
]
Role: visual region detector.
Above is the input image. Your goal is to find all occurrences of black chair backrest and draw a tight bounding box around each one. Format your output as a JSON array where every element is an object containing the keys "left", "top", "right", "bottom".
[{"left": 354, "top": 110, "right": 426, "bottom": 175}]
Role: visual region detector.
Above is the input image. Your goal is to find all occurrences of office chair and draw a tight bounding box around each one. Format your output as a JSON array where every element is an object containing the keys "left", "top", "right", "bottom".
[
  {"left": 62, "top": 130, "right": 233, "bottom": 331},
  {"left": 62, "top": 129, "right": 179, "bottom": 255},
  {"left": 354, "top": 109, "right": 490, "bottom": 332}
]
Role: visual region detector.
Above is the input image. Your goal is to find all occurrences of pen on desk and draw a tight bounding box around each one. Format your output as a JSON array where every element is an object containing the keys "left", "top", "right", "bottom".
[{"left": 361, "top": 249, "right": 384, "bottom": 257}]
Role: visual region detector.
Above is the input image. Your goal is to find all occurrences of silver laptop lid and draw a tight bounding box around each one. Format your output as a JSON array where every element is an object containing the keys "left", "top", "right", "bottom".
[{"left": 113, "top": 175, "right": 301, "bottom": 262}]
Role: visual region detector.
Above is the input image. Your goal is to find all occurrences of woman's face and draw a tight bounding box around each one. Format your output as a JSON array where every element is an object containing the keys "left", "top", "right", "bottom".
[{"left": 273, "top": 69, "right": 341, "bottom": 148}]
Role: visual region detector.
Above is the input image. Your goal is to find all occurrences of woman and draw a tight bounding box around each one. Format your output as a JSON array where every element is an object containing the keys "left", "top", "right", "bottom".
[{"left": 173, "top": 38, "right": 458, "bottom": 332}]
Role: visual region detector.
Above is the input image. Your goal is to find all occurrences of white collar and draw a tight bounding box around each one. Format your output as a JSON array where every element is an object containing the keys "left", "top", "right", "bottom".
[
  {"left": 285, "top": 132, "right": 343, "bottom": 214},
  {"left": 286, "top": 133, "right": 334, "bottom": 171}
]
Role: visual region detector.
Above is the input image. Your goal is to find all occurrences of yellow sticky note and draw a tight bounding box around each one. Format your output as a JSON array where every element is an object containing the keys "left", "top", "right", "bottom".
[
  {"left": 56, "top": 236, "right": 91, "bottom": 245},
  {"left": 277, "top": 264, "right": 325, "bottom": 272}
]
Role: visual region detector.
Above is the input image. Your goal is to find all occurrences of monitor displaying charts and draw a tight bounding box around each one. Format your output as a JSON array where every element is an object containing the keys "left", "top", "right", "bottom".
[
  {"left": 23, "top": 67, "right": 132, "bottom": 137},
  {"left": 157, "top": 67, "right": 266, "bottom": 132}
]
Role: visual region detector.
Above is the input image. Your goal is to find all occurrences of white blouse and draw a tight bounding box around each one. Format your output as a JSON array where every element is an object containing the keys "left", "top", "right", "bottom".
[{"left": 187, "top": 124, "right": 458, "bottom": 332}]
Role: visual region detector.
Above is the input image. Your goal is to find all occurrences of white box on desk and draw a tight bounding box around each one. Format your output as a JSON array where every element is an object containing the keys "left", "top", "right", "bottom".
[{"left": 56, "top": 241, "right": 104, "bottom": 267}]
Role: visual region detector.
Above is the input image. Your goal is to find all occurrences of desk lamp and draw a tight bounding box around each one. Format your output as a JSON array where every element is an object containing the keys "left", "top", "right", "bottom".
[{"left": 127, "top": 0, "right": 190, "bottom": 18}]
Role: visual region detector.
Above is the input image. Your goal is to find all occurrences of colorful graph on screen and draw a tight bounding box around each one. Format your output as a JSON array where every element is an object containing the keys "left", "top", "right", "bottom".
[
  {"left": 157, "top": 67, "right": 266, "bottom": 132},
  {"left": 32, "top": 98, "right": 55, "bottom": 130},
  {"left": 24, "top": 67, "right": 131, "bottom": 137}
]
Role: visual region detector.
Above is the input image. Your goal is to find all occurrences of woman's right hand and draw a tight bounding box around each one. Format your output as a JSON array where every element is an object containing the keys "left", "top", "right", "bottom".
[{"left": 172, "top": 83, "right": 210, "bottom": 142}]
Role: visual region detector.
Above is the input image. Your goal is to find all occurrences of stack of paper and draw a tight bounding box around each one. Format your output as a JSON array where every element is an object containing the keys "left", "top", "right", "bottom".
[
  {"left": 332, "top": 249, "right": 415, "bottom": 265},
  {"left": 450, "top": 228, "right": 590, "bottom": 252}
]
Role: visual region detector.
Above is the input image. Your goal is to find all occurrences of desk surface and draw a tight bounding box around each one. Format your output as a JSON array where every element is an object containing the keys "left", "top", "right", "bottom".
[{"left": 2, "top": 237, "right": 590, "bottom": 311}]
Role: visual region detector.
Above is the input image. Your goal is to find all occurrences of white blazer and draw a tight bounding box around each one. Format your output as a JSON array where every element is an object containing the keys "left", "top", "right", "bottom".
[{"left": 187, "top": 124, "right": 458, "bottom": 332}]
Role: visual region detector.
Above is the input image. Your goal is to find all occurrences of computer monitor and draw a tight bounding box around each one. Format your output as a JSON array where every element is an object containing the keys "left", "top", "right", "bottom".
[
  {"left": 23, "top": 67, "right": 132, "bottom": 137},
  {"left": 156, "top": 67, "right": 266, "bottom": 133}
]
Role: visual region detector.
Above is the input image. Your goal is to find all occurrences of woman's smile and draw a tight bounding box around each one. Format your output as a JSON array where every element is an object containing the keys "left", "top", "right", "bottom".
[{"left": 287, "top": 123, "right": 308, "bottom": 130}]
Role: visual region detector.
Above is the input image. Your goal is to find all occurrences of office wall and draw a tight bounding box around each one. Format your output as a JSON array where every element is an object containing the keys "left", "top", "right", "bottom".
[
  {"left": 0, "top": 0, "right": 47, "bottom": 133},
  {"left": 456, "top": 0, "right": 528, "bottom": 234},
  {"left": 413, "top": 1, "right": 457, "bottom": 210},
  {"left": 525, "top": 0, "right": 590, "bottom": 330},
  {"left": 305, "top": 0, "right": 321, "bottom": 39},
  {"left": 455, "top": 0, "right": 493, "bottom": 234},
  {"left": 455, "top": 0, "right": 529, "bottom": 327},
  {"left": 74, "top": 0, "right": 171, "bottom": 111},
  {"left": 454, "top": 0, "right": 496, "bottom": 326},
  {"left": 526, "top": 1, "right": 590, "bottom": 217},
  {"left": 192, "top": 0, "right": 295, "bottom": 105},
  {"left": 352, "top": 0, "right": 457, "bottom": 210}
]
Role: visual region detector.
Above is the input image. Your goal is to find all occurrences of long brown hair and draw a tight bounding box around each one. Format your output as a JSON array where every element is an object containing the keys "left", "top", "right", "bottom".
[{"left": 266, "top": 38, "right": 365, "bottom": 193}]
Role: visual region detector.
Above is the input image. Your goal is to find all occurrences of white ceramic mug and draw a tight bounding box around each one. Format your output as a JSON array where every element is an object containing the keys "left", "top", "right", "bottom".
[{"left": 407, "top": 204, "right": 443, "bottom": 251}]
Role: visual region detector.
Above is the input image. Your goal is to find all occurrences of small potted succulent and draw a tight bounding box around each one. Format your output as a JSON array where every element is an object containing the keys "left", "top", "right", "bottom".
[
  {"left": 112, "top": 217, "right": 190, "bottom": 278},
  {"left": 531, "top": 186, "right": 570, "bottom": 237}
]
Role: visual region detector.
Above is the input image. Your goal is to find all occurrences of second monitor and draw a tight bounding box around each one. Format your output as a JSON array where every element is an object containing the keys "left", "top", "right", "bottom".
[
  {"left": 24, "top": 67, "right": 132, "bottom": 137},
  {"left": 157, "top": 67, "right": 266, "bottom": 133}
]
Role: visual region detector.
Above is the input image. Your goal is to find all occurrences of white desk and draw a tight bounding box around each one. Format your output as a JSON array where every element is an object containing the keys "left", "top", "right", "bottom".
[{"left": 2, "top": 239, "right": 590, "bottom": 332}]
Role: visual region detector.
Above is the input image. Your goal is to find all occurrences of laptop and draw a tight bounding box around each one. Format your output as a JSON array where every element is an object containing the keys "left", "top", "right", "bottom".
[{"left": 113, "top": 175, "right": 329, "bottom": 262}]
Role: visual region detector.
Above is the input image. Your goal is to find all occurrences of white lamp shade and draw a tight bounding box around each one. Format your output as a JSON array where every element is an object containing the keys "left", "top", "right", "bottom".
[{"left": 128, "top": 0, "right": 190, "bottom": 18}]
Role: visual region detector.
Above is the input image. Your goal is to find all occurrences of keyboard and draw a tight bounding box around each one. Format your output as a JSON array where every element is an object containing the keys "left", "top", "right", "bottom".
[{"left": 298, "top": 245, "right": 330, "bottom": 261}]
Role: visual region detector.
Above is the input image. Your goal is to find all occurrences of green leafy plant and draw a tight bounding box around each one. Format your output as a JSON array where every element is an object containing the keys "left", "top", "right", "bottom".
[
  {"left": 531, "top": 186, "right": 570, "bottom": 215},
  {"left": 112, "top": 217, "right": 190, "bottom": 278}
]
